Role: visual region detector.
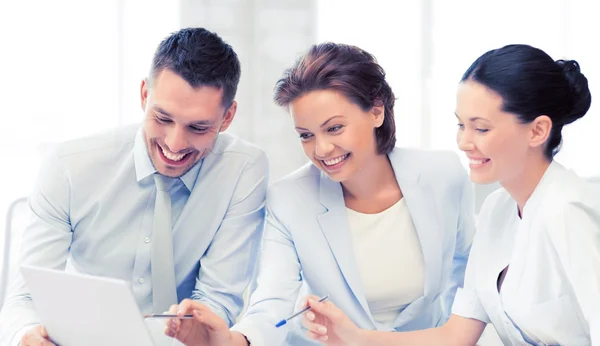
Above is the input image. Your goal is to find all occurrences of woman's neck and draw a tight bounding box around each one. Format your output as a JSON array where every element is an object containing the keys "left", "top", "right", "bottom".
[
  {"left": 501, "top": 155, "right": 551, "bottom": 217},
  {"left": 341, "top": 154, "right": 401, "bottom": 212}
]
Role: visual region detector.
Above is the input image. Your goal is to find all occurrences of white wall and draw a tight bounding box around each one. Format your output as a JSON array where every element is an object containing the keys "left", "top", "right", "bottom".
[{"left": 0, "top": 0, "right": 181, "bottom": 300}]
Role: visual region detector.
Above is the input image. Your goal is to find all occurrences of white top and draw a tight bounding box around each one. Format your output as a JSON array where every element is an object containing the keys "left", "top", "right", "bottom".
[
  {"left": 347, "top": 198, "right": 425, "bottom": 327},
  {"left": 452, "top": 161, "right": 600, "bottom": 345}
]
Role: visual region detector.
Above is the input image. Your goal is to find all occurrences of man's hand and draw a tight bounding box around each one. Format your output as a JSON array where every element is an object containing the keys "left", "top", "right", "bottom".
[
  {"left": 164, "top": 299, "right": 234, "bottom": 346},
  {"left": 20, "top": 325, "right": 56, "bottom": 346}
]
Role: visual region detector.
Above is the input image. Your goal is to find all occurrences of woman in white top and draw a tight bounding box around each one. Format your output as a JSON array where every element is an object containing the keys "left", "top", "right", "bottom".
[
  {"left": 300, "top": 44, "right": 600, "bottom": 345},
  {"left": 163, "top": 43, "right": 475, "bottom": 346}
]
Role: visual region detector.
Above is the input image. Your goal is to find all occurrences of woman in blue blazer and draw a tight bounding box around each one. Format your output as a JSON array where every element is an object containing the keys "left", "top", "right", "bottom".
[{"left": 165, "top": 42, "right": 475, "bottom": 346}]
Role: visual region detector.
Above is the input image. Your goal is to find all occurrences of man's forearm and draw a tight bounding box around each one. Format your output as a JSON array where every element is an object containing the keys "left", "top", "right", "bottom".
[
  {"left": 191, "top": 295, "right": 232, "bottom": 326},
  {"left": 0, "top": 296, "right": 41, "bottom": 346}
]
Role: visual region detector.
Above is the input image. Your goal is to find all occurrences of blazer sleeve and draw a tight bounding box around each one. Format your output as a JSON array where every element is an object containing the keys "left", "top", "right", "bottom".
[
  {"left": 230, "top": 192, "right": 304, "bottom": 346},
  {"left": 450, "top": 210, "right": 490, "bottom": 324},
  {"left": 441, "top": 162, "right": 476, "bottom": 323}
]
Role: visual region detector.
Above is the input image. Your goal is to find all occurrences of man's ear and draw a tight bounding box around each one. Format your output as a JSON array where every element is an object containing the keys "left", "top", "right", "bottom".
[
  {"left": 219, "top": 101, "right": 237, "bottom": 132},
  {"left": 140, "top": 78, "right": 149, "bottom": 111}
]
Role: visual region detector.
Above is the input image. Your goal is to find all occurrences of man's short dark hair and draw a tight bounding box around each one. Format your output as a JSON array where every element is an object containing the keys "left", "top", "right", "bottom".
[{"left": 150, "top": 27, "right": 241, "bottom": 107}]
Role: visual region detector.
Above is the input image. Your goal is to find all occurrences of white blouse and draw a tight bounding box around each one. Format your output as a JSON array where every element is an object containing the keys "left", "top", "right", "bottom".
[
  {"left": 347, "top": 198, "right": 425, "bottom": 327},
  {"left": 452, "top": 161, "right": 600, "bottom": 345}
]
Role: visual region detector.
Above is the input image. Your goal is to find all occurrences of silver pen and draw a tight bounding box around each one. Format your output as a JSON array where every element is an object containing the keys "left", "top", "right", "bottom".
[{"left": 143, "top": 313, "right": 194, "bottom": 319}]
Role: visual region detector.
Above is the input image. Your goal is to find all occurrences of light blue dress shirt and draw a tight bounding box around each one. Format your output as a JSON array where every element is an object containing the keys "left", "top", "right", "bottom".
[{"left": 0, "top": 124, "right": 269, "bottom": 345}]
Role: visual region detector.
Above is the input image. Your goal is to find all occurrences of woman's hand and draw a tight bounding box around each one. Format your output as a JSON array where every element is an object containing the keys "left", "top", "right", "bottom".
[{"left": 301, "top": 295, "right": 367, "bottom": 346}]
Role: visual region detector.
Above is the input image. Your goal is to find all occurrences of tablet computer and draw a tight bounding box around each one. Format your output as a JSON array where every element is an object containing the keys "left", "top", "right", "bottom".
[{"left": 21, "top": 265, "right": 156, "bottom": 346}]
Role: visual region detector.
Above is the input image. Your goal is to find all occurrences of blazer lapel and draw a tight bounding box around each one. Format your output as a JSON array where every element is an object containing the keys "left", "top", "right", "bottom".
[
  {"left": 389, "top": 151, "right": 442, "bottom": 302},
  {"left": 316, "top": 172, "right": 371, "bottom": 316}
]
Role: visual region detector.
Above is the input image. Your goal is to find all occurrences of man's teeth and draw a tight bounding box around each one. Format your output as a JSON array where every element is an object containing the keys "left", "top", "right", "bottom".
[
  {"left": 323, "top": 154, "right": 348, "bottom": 166},
  {"left": 161, "top": 146, "right": 186, "bottom": 161},
  {"left": 470, "top": 159, "right": 489, "bottom": 165}
]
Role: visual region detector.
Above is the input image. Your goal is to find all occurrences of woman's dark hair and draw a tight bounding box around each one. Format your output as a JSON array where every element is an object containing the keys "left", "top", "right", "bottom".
[
  {"left": 461, "top": 44, "right": 591, "bottom": 159},
  {"left": 273, "top": 42, "right": 397, "bottom": 155}
]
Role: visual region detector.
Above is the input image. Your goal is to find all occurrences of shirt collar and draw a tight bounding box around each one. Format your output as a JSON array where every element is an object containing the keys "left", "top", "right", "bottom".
[
  {"left": 180, "top": 159, "right": 202, "bottom": 191},
  {"left": 133, "top": 126, "right": 202, "bottom": 191},
  {"left": 134, "top": 126, "right": 155, "bottom": 182},
  {"left": 521, "top": 160, "right": 564, "bottom": 218}
]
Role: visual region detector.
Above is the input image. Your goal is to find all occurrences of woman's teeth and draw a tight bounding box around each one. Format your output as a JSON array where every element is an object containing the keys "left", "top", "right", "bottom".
[
  {"left": 469, "top": 158, "right": 489, "bottom": 165},
  {"left": 323, "top": 154, "right": 349, "bottom": 166}
]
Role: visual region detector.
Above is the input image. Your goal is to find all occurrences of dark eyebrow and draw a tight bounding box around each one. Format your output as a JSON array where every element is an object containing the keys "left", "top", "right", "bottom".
[
  {"left": 321, "top": 115, "right": 345, "bottom": 127},
  {"left": 189, "top": 120, "right": 214, "bottom": 127},
  {"left": 154, "top": 106, "right": 172, "bottom": 117},
  {"left": 295, "top": 115, "right": 346, "bottom": 131},
  {"left": 454, "top": 113, "right": 490, "bottom": 122},
  {"left": 154, "top": 106, "right": 214, "bottom": 127}
]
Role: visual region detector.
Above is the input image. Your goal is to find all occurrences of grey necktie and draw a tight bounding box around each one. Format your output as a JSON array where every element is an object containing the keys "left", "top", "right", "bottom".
[{"left": 151, "top": 174, "right": 178, "bottom": 313}]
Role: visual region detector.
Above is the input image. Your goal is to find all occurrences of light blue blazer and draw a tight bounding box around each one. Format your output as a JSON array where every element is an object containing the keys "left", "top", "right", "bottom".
[{"left": 231, "top": 148, "right": 475, "bottom": 346}]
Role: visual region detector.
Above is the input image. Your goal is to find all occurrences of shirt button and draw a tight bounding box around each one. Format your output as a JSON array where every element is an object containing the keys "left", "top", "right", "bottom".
[
  {"left": 144, "top": 237, "right": 151, "bottom": 243},
  {"left": 138, "top": 277, "right": 145, "bottom": 284}
]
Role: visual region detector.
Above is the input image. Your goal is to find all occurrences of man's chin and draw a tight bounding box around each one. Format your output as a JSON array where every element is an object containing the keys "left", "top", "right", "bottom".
[
  {"left": 151, "top": 159, "right": 190, "bottom": 178},
  {"left": 157, "top": 169, "right": 184, "bottom": 178}
]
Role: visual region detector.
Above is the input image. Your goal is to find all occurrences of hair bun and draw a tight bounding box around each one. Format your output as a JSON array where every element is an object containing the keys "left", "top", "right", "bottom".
[
  {"left": 556, "top": 59, "right": 591, "bottom": 124},
  {"left": 557, "top": 59, "right": 581, "bottom": 74}
]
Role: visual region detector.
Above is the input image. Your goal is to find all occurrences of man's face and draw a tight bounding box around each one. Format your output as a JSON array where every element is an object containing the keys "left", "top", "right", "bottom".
[{"left": 140, "top": 69, "right": 236, "bottom": 177}]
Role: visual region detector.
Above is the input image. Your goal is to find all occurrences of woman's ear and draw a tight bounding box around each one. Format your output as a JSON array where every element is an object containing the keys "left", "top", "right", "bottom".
[
  {"left": 372, "top": 103, "right": 385, "bottom": 128},
  {"left": 529, "top": 115, "right": 552, "bottom": 149}
]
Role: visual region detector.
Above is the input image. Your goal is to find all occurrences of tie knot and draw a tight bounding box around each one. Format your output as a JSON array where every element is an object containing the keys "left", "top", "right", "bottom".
[{"left": 153, "top": 174, "right": 177, "bottom": 192}]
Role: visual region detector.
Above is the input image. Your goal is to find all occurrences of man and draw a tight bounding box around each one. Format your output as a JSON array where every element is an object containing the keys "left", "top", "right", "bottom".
[{"left": 0, "top": 27, "right": 268, "bottom": 345}]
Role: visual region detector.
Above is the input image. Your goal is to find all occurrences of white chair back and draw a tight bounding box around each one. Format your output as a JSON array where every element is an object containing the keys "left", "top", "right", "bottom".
[{"left": 0, "top": 197, "right": 28, "bottom": 308}]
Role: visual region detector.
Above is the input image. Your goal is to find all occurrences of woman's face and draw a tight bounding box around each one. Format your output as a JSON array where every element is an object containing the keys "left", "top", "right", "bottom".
[
  {"left": 289, "top": 89, "right": 384, "bottom": 182},
  {"left": 455, "top": 80, "right": 536, "bottom": 185}
]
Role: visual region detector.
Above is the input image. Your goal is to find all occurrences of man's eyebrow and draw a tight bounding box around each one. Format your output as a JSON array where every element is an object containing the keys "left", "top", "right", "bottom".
[
  {"left": 189, "top": 120, "right": 214, "bottom": 126},
  {"left": 154, "top": 106, "right": 172, "bottom": 117}
]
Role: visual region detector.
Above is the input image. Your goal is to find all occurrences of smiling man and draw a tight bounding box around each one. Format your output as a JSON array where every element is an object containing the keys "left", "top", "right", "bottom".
[{"left": 0, "top": 27, "right": 269, "bottom": 346}]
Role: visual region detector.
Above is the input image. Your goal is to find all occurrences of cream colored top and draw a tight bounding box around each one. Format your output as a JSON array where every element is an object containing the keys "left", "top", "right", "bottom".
[{"left": 347, "top": 198, "right": 425, "bottom": 326}]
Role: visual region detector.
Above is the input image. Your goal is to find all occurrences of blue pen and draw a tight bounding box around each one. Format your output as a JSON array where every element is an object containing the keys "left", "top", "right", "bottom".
[{"left": 275, "top": 295, "right": 329, "bottom": 328}]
